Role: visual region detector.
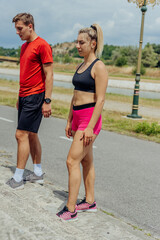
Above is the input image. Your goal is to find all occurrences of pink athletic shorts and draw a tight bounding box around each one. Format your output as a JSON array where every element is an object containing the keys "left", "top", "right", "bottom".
[{"left": 72, "top": 102, "right": 102, "bottom": 135}]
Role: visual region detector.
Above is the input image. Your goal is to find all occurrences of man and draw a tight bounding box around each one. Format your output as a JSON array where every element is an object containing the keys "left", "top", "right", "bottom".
[{"left": 6, "top": 13, "right": 53, "bottom": 189}]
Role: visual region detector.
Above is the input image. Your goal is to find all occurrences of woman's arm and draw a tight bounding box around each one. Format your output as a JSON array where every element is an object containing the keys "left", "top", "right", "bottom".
[
  {"left": 83, "top": 61, "right": 108, "bottom": 145},
  {"left": 65, "top": 96, "right": 74, "bottom": 138},
  {"left": 88, "top": 61, "right": 108, "bottom": 128}
]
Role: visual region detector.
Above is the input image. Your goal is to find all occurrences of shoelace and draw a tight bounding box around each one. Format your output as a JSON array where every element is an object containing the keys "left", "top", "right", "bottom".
[
  {"left": 58, "top": 206, "right": 68, "bottom": 216},
  {"left": 77, "top": 198, "right": 86, "bottom": 205}
]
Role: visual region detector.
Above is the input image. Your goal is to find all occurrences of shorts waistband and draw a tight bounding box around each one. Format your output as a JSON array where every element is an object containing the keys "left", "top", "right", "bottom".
[{"left": 73, "top": 102, "right": 96, "bottom": 110}]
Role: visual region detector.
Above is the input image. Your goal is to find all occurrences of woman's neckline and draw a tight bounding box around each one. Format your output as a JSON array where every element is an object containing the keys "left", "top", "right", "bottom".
[{"left": 77, "top": 58, "right": 98, "bottom": 74}]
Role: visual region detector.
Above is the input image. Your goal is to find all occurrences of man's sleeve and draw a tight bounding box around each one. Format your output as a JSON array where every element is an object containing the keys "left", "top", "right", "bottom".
[{"left": 39, "top": 42, "right": 53, "bottom": 64}]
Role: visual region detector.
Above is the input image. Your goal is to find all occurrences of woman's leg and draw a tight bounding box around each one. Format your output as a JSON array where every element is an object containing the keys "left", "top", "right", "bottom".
[
  {"left": 81, "top": 146, "right": 95, "bottom": 204},
  {"left": 66, "top": 131, "right": 96, "bottom": 212}
]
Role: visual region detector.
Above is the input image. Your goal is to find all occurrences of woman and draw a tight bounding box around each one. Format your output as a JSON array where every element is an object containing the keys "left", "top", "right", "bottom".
[{"left": 56, "top": 24, "right": 108, "bottom": 221}]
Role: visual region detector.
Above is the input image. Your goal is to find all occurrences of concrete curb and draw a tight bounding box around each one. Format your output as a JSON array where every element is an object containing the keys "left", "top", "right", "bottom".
[{"left": 0, "top": 153, "right": 155, "bottom": 240}]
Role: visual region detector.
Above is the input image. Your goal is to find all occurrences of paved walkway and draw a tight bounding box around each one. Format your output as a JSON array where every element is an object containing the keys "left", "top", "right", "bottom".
[
  {"left": 0, "top": 152, "right": 155, "bottom": 240},
  {"left": 0, "top": 67, "right": 160, "bottom": 92}
]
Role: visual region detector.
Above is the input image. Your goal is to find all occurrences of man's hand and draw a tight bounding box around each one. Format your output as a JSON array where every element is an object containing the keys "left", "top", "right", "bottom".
[
  {"left": 16, "top": 99, "right": 19, "bottom": 110},
  {"left": 42, "top": 102, "right": 52, "bottom": 118}
]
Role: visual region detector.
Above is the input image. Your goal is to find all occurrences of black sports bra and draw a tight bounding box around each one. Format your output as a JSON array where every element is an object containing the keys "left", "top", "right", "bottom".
[{"left": 72, "top": 58, "right": 99, "bottom": 93}]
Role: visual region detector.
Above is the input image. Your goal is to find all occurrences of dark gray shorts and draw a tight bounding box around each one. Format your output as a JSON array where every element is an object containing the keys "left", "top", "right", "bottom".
[{"left": 17, "top": 92, "right": 45, "bottom": 133}]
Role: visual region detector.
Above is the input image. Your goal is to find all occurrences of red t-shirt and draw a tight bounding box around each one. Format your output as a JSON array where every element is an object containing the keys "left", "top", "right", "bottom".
[{"left": 19, "top": 36, "right": 53, "bottom": 97}]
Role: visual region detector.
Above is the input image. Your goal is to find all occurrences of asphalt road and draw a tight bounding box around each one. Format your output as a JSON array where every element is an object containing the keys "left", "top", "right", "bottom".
[{"left": 0, "top": 105, "right": 160, "bottom": 238}]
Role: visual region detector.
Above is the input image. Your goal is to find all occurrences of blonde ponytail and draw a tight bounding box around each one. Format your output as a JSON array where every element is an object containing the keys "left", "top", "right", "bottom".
[{"left": 79, "top": 23, "right": 104, "bottom": 58}]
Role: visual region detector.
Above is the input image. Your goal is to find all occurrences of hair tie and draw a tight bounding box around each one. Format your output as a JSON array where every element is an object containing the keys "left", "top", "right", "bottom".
[{"left": 90, "top": 25, "right": 97, "bottom": 31}]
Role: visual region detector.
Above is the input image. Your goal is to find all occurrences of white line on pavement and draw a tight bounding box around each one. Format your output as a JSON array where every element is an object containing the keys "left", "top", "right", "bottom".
[
  {"left": 0, "top": 117, "right": 14, "bottom": 123},
  {"left": 59, "top": 136, "right": 97, "bottom": 149},
  {"left": 59, "top": 136, "right": 73, "bottom": 142}
]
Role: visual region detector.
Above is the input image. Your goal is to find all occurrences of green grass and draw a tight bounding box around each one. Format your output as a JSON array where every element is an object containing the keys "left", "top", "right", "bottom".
[
  {"left": 109, "top": 73, "right": 160, "bottom": 82},
  {"left": 0, "top": 90, "right": 18, "bottom": 107},
  {"left": 53, "top": 86, "right": 73, "bottom": 95},
  {"left": 102, "top": 110, "right": 160, "bottom": 143},
  {"left": 106, "top": 92, "right": 160, "bottom": 108}
]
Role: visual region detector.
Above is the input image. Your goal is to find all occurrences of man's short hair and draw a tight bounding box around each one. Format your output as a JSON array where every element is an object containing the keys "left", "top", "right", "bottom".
[{"left": 12, "top": 13, "right": 35, "bottom": 30}]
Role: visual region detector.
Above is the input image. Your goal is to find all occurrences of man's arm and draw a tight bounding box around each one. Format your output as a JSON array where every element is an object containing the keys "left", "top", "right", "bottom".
[{"left": 42, "top": 62, "right": 53, "bottom": 118}]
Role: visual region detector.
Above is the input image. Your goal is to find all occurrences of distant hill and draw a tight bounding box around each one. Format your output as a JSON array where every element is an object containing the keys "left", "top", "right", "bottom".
[{"left": 52, "top": 42, "right": 76, "bottom": 55}]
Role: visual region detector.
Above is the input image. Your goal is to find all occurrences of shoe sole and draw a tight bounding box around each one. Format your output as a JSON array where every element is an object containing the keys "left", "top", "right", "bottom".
[
  {"left": 59, "top": 217, "right": 78, "bottom": 222},
  {"left": 31, "top": 179, "right": 44, "bottom": 184},
  {"left": 25, "top": 179, "right": 44, "bottom": 184},
  {"left": 7, "top": 184, "right": 24, "bottom": 190},
  {"left": 77, "top": 208, "right": 97, "bottom": 213}
]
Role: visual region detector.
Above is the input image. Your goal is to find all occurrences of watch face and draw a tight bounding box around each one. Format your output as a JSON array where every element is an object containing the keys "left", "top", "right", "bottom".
[{"left": 44, "top": 98, "right": 51, "bottom": 104}]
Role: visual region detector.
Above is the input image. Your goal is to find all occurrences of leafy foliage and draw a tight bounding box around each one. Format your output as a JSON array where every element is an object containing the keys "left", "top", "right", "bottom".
[
  {"left": 132, "top": 63, "right": 146, "bottom": 75},
  {"left": 0, "top": 46, "right": 20, "bottom": 58},
  {"left": 69, "top": 47, "right": 80, "bottom": 58},
  {"left": 142, "top": 43, "right": 158, "bottom": 67},
  {"left": 134, "top": 121, "right": 160, "bottom": 136},
  {"left": 111, "top": 46, "right": 138, "bottom": 67},
  {"left": 1, "top": 42, "right": 160, "bottom": 68},
  {"left": 102, "top": 44, "right": 118, "bottom": 60}
]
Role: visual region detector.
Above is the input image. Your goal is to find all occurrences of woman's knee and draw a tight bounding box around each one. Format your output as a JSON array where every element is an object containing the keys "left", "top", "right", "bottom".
[
  {"left": 66, "top": 155, "right": 79, "bottom": 171},
  {"left": 82, "top": 161, "right": 92, "bottom": 172},
  {"left": 81, "top": 159, "right": 87, "bottom": 168},
  {"left": 66, "top": 156, "right": 73, "bottom": 170},
  {"left": 81, "top": 155, "right": 93, "bottom": 168}
]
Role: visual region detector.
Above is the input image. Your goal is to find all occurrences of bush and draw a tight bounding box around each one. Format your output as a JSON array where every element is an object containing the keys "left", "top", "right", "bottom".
[
  {"left": 115, "top": 56, "right": 127, "bottom": 67},
  {"left": 142, "top": 44, "right": 158, "bottom": 68},
  {"left": 63, "top": 54, "right": 72, "bottom": 63},
  {"left": 134, "top": 122, "right": 160, "bottom": 136},
  {"left": 132, "top": 64, "right": 146, "bottom": 75}
]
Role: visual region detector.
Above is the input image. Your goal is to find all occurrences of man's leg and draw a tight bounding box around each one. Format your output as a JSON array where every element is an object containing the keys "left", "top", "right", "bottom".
[
  {"left": 29, "top": 132, "right": 42, "bottom": 164},
  {"left": 29, "top": 133, "right": 43, "bottom": 176},
  {"left": 16, "top": 129, "right": 30, "bottom": 169},
  {"left": 10, "top": 129, "right": 30, "bottom": 184}
]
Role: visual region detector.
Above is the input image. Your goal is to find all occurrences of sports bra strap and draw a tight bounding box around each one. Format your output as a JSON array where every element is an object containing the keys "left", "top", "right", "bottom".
[
  {"left": 76, "top": 62, "right": 84, "bottom": 72},
  {"left": 76, "top": 58, "right": 99, "bottom": 73},
  {"left": 88, "top": 58, "right": 99, "bottom": 70}
]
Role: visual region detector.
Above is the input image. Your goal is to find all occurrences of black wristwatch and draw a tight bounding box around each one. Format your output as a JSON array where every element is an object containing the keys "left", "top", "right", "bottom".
[{"left": 44, "top": 98, "right": 51, "bottom": 104}]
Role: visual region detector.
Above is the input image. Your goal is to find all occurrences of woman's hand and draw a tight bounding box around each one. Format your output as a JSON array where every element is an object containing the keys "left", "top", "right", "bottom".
[
  {"left": 65, "top": 121, "right": 72, "bottom": 138},
  {"left": 80, "top": 127, "right": 93, "bottom": 147}
]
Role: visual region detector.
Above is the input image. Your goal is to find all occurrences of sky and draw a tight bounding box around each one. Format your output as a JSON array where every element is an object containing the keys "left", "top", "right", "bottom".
[{"left": 0, "top": 0, "right": 160, "bottom": 48}]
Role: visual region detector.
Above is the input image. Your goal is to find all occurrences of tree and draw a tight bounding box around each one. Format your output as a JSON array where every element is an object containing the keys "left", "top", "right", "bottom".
[
  {"left": 102, "top": 44, "right": 118, "bottom": 60},
  {"left": 115, "top": 56, "right": 127, "bottom": 67},
  {"left": 142, "top": 44, "right": 158, "bottom": 67},
  {"left": 151, "top": 43, "right": 160, "bottom": 54},
  {"left": 111, "top": 46, "right": 138, "bottom": 66},
  {"left": 69, "top": 47, "right": 80, "bottom": 58},
  {"left": 63, "top": 54, "right": 72, "bottom": 63},
  {"left": 151, "top": 43, "right": 160, "bottom": 67}
]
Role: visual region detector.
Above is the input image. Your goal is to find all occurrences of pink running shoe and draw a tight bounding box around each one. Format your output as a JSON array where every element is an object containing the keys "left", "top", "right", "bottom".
[
  {"left": 56, "top": 206, "right": 78, "bottom": 221},
  {"left": 76, "top": 198, "right": 97, "bottom": 212}
]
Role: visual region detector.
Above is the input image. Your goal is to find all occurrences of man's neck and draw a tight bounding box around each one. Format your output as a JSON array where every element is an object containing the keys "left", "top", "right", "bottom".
[{"left": 27, "top": 32, "right": 38, "bottom": 43}]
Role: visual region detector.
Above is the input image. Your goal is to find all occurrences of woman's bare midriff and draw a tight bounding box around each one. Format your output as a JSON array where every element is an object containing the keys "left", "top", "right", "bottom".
[{"left": 73, "top": 90, "right": 96, "bottom": 106}]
